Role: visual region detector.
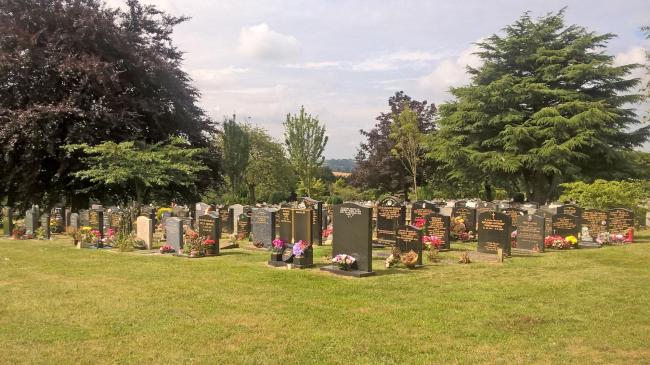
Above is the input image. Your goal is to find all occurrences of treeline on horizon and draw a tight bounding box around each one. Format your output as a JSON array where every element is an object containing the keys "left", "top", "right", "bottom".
[{"left": 1, "top": 1, "right": 649, "bottom": 211}]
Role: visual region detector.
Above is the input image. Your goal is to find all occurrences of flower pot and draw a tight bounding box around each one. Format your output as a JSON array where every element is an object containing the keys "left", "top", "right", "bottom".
[{"left": 205, "top": 247, "right": 218, "bottom": 256}]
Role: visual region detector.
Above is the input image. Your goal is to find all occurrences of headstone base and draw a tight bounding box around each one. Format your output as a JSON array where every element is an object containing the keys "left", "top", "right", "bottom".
[
  {"left": 292, "top": 255, "right": 313, "bottom": 268},
  {"left": 468, "top": 251, "right": 505, "bottom": 263},
  {"left": 268, "top": 253, "right": 286, "bottom": 267},
  {"left": 320, "top": 265, "right": 375, "bottom": 277},
  {"left": 578, "top": 242, "right": 602, "bottom": 249}
]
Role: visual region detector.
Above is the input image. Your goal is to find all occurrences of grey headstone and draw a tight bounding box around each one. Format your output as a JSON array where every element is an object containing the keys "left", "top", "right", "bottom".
[
  {"left": 515, "top": 214, "right": 545, "bottom": 252},
  {"left": 331, "top": 203, "right": 373, "bottom": 273},
  {"left": 165, "top": 217, "right": 183, "bottom": 252},
  {"left": 252, "top": 208, "right": 276, "bottom": 249}
]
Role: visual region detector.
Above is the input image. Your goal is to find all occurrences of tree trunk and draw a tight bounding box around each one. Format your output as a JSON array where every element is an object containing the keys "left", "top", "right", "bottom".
[
  {"left": 483, "top": 181, "right": 493, "bottom": 202},
  {"left": 412, "top": 165, "right": 418, "bottom": 201},
  {"left": 248, "top": 183, "right": 256, "bottom": 205}
]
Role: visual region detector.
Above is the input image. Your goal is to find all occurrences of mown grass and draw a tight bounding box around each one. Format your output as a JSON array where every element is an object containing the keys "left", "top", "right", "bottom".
[{"left": 1, "top": 231, "right": 649, "bottom": 364}]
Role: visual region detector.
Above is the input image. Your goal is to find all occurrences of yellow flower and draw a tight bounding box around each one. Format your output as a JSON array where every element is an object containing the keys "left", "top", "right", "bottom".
[
  {"left": 565, "top": 235, "right": 578, "bottom": 244},
  {"left": 81, "top": 226, "right": 92, "bottom": 231}
]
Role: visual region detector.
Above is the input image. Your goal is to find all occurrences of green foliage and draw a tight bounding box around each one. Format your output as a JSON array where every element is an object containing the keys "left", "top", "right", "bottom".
[
  {"left": 64, "top": 137, "right": 207, "bottom": 206},
  {"left": 243, "top": 126, "right": 296, "bottom": 204},
  {"left": 390, "top": 104, "right": 426, "bottom": 200},
  {"left": 296, "top": 178, "right": 328, "bottom": 201},
  {"left": 221, "top": 116, "right": 250, "bottom": 197},
  {"left": 559, "top": 180, "right": 649, "bottom": 222},
  {"left": 156, "top": 207, "right": 172, "bottom": 221},
  {"left": 0, "top": 0, "right": 215, "bottom": 209},
  {"left": 284, "top": 106, "right": 328, "bottom": 196},
  {"left": 329, "top": 178, "right": 379, "bottom": 202},
  {"left": 431, "top": 10, "right": 649, "bottom": 204}
]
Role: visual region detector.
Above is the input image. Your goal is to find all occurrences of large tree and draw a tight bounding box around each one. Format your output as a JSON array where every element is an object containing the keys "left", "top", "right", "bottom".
[
  {"left": 243, "top": 126, "right": 296, "bottom": 204},
  {"left": 0, "top": 0, "right": 216, "bottom": 209},
  {"left": 389, "top": 104, "right": 426, "bottom": 200},
  {"left": 64, "top": 136, "right": 208, "bottom": 210},
  {"left": 351, "top": 91, "right": 436, "bottom": 200},
  {"left": 431, "top": 10, "right": 649, "bottom": 204},
  {"left": 220, "top": 115, "right": 250, "bottom": 198},
  {"left": 283, "top": 106, "right": 328, "bottom": 197}
]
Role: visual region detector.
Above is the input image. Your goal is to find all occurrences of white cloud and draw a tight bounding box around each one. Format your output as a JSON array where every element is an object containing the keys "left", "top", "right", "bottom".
[
  {"left": 189, "top": 66, "right": 249, "bottom": 83},
  {"left": 284, "top": 61, "right": 342, "bottom": 70},
  {"left": 353, "top": 51, "right": 444, "bottom": 71},
  {"left": 613, "top": 46, "right": 646, "bottom": 66},
  {"left": 417, "top": 43, "right": 482, "bottom": 98},
  {"left": 238, "top": 23, "right": 300, "bottom": 60}
]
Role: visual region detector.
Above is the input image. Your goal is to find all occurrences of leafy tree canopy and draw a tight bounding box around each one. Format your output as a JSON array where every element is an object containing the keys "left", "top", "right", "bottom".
[{"left": 431, "top": 9, "right": 649, "bottom": 204}]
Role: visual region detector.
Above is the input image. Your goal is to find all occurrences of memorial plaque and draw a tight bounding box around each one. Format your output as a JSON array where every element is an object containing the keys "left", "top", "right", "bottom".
[
  {"left": 376, "top": 197, "right": 405, "bottom": 246},
  {"left": 198, "top": 214, "right": 220, "bottom": 241},
  {"left": 477, "top": 211, "right": 512, "bottom": 255},
  {"left": 165, "top": 217, "right": 183, "bottom": 252},
  {"left": 424, "top": 212, "right": 450, "bottom": 250},
  {"left": 292, "top": 209, "right": 312, "bottom": 244},
  {"left": 89, "top": 209, "right": 104, "bottom": 237},
  {"left": 110, "top": 211, "right": 123, "bottom": 231},
  {"left": 236, "top": 213, "right": 251, "bottom": 240},
  {"left": 328, "top": 203, "right": 373, "bottom": 274},
  {"left": 40, "top": 214, "right": 51, "bottom": 239},
  {"left": 219, "top": 207, "right": 232, "bottom": 234},
  {"left": 396, "top": 225, "right": 423, "bottom": 266},
  {"left": 51, "top": 208, "right": 64, "bottom": 233},
  {"left": 25, "top": 206, "right": 39, "bottom": 235},
  {"left": 607, "top": 208, "right": 634, "bottom": 235},
  {"left": 476, "top": 201, "right": 497, "bottom": 216},
  {"left": 557, "top": 204, "right": 582, "bottom": 217},
  {"left": 79, "top": 210, "right": 89, "bottom": 227},
  {"left": 552, "top": 213, "right": 580, "bottom": 238},
  {"left": 502, "top": 208, "right": 526, "bottom": 229},
  {"left": 252, "top": 208, "right": 276, "bottom": 249},
  {"left": 136, "top": 216, "right": 154, "bottom": 250},
  {"left": 277, "top": 208, "right": 293, "bottom": 243},
  {"left": 229, "top": 204, "right": 244, "bottom": 235},
  {"left": 515, "top": 214, "right": 545, "bottom": 252},
  {"left": 581, "top": 209, "right": 608, "bottom": 239},
  {"left": 302, "top": 198, "right": 323, "bottom": 245},
  {"left": 410, "top": 201, "right": 438, "bottom": 224},
  {"left": 451, "top": 206, "right": 476, "bottom": 234},
  {"left": 69, "top": 213, "right": 79, "bottom": 232},
  {"left": 3, "top": 207, "right": 13, "bottom": 236}
]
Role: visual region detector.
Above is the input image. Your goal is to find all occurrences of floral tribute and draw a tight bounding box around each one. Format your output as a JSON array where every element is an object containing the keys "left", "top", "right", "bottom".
[
  {"left": 322, "top": 225, "right": 333, "bottom": 239},
  {"left": 423, "top": 235, "right": 442, "bottom": 250},
  {"left": 331, "top": 254, "right": 356, "bottom": 270},
  {"left": 544, "top": 235, "right": 575, "bottom": 249},
  {"left": 271, "top": 239, "right": 285, "bottom": 253},
  {"left": 292, "top": 240, "right": 309, "bottom": 258},
  {"left": 183, "top": 229, "right": 206, "bottom": 257},
  {"left": 159, "top": 244, "right": 175, "bottom": 254},
  {"left": 413, "top": 218, "right": 426, "bottom": 229},
  {"left": 510, "top": 230, "right": 518, "bottom": 248},
  {"left": 400, "top": 250, "right": 419, "bottom": 269}
]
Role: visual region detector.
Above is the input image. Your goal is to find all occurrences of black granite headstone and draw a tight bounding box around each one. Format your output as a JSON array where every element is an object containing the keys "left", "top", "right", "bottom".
[
  {"left": 557, "top": 204, "right": 582, "bottom": 218},
  {"left": 89, "top": 209, "right": 104, "bottom": 238},
  {"left": 198, "top": 214, "right": 220, "bottom": 255},
  {"left": 515, "top": 214, "right": 545, "bottom": 252},
  {"left": 451, "top": 206, "right": 476, "bottom": 234},
  {"left": 376, "top": 196, "right": 405, "bottom": 246},
  {"left": 582, "top": 209, "right": 608, "bottom": 239},
  {"left": 423, "top": 212, "right": 451, "bottom": 250},
  {"left": 219, "top": 207, "right": 232, "bottom": 234},
  {"left": 277, "top": 208, "right": 293, "bottom": 243},
  {"left": 552, "top": 213, "right": 580, "bottom": 238},
  {"left": 252, "top": 208, "right": 276, "bottom": 249},
  {"left": 165, "top": 217, "right": 183, "bottom": 251},
  {"left": 396, "top": 225, "right": 423, "bottom": 266},
  {"left": 322, "top": 202, "right": 374, "bottom": 276},
  {"left": 236, "top": 213, "right": 251, "bottom": 240},
  {"left": 477, "top": 211, "right": 512, "bottom": 255},
  {"left": 538, "top": 210, "right": 554, "bottom": 238},
  {"left": 607, "top": 208, "right": 634, "bottom": 235},
  {"left": 291, "top": 208, "right": 313, "bottom": 267},
  {"left": 302, "top": 198, "right": 323, "bottom": 245},
  {"left": 502, "top": 207, "right": 526, "bottom": 229},
  {"left": 410, "top": 201, "right": 438, "bottom": 224}
]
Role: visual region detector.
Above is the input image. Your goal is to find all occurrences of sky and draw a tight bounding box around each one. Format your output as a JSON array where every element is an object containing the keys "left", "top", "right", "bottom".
[{"left": 107, "top": 0, "right": 650, "bottom": 159}]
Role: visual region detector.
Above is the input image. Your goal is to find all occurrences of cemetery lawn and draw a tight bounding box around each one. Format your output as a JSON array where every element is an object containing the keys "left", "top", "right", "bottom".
[{"left": 1, "top": 234, "right": 650, "bottom": 364}]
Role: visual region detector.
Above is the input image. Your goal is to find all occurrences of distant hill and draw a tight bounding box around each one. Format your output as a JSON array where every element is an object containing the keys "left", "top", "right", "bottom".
[{"left": 326, "top": 159, "right": 356, "bottom": 173}]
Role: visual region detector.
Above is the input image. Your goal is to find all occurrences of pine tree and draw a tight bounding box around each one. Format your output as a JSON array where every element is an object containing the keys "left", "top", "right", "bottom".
[{"left": 431, "top": 10, "right": 649, "bottom": 204}]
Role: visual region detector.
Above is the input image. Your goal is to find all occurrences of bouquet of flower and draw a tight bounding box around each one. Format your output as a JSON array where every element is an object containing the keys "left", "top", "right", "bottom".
[
  {"left": 332, "top": 254, "right": 356, "bottom": 270},
  {"left": 400, "top": 250, "right": 419, "bottom": 269},
  {"left": 413, "top": 218, "right": 426, "bottom": 229},
  {"left": 292, "top": 240, "right": 309, "bottom": 258},
  {"left": 11, "top": 225, "right": 26, "bottom": 240},
  {"left": 459, "top": 231, "right": 474, "bottom": 241},
  {"left": 272, "top": 239, "right": 284, "bottom": 253},
  {"left": 610, "top": 233, "right": 626, "bottom": 244},
  {"left": 203, "top": 239, "right": 216, "bottom": 247},
  {"left": 544, "top": 235, "right": 571, "bottom": 249},
  {"left": 565, "top": 235, "right": 578, "bottom": 247},
  {"left": 511, "top": 230, "right": 518, "bottom": 248},
  {"left": 322, "top": 225, "right": 333, "bottom": 239},
  {"left": 159, "top": 244, "right": 175, "bottom": 254},
  {"left": 595, "top": 232, "right": 610, "bottom": 245},
  {"left": 450, "top": 217, "right": 467, "bottom": 240},
  {"left": 183, "top": 229, "right": 205, "bottom": 257},
  {"left": 423, "top": 235, "right": 442, "bottom": 250}
]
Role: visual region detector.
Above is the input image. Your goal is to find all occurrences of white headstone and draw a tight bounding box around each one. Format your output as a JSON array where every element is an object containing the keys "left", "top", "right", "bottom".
[
  {"left": 230, "top": 204, "right": 244, "bottom": 235},
  {"left": 136, "top": 216, "right": 153, "bottom": 250}
]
